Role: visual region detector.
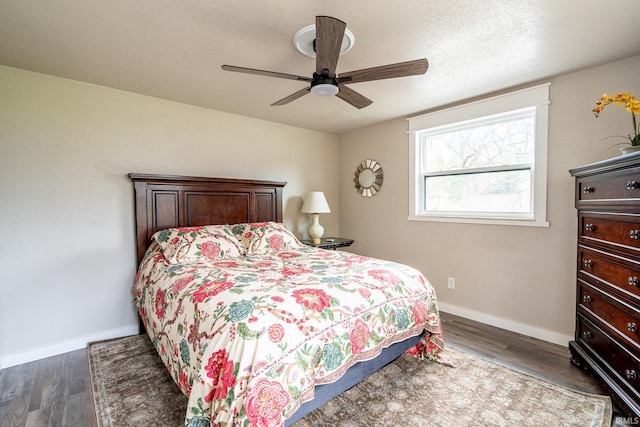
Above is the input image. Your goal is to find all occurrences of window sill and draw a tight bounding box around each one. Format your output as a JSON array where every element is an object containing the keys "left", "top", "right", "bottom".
[{"left": 407, "top": 215, "right": 550, "bottom": 227}]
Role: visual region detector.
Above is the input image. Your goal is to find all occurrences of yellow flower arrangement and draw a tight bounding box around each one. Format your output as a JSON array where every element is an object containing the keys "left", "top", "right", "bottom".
[{"left": 593, "top": 92, "right": 640, "bottom": 146}]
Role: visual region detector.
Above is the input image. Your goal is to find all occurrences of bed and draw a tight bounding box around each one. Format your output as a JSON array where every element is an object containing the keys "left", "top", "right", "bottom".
[{"left": 129, "top": 173, "right": 444, "bottom": 427}]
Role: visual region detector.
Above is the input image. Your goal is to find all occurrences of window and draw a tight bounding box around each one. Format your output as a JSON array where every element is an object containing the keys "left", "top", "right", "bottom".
[{"left": 408, "top": 83, "right": 550, "bottom": 227}]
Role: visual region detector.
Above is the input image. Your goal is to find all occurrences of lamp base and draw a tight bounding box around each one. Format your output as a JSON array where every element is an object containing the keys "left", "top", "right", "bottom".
[{"left": 308, "top": 213, "right": 324, "bottom": 244}]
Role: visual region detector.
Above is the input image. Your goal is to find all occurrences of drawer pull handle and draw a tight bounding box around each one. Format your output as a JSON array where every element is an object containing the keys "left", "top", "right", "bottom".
[
  {"left": 626, "top": 369, "right": 637, "bottom": 380},
  {"left": 629, "top": 276, "right": 639, "bottom": 286},
  {"left": 631, "top": 230, "right": 640, "bottom": 240},
  {"left": 582, "top": 294, "right": 592, "bottom": 303},
  {"left": 583, "top": 259, "right": 593, "bottom": 268},
  {"left": 582, "top": 331, "right": 593, "bottom": 339},
  {"left": 585, "top": 224, "right": 595, "bottom": 232},
  {"left": 583, "top": 186, "right": 595, "bottom": 193},
  {"left": 627, "top": 181, "right": 639, "bottom": 190},
  {"left": 627, "top": 322, "right": 638, "bottom": 333}
]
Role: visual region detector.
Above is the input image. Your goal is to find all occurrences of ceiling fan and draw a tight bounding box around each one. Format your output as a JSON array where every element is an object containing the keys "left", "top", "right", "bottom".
[{"left": 221, "top": 16, "right": 429, "bottom": 109}]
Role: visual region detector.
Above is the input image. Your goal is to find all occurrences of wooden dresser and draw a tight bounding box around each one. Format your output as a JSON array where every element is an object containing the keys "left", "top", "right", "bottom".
[{"left": 569, "top": 153, "right": 640, "bottom": 417}]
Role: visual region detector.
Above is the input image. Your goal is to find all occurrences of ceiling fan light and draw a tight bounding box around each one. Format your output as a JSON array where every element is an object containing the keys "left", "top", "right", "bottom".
[{"left": 311, "top": 84, "right": 339, "bottom": 96}]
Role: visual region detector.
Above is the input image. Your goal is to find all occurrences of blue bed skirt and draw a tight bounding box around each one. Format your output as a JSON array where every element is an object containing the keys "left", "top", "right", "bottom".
[{"left": 285, "top": 332, "right": 422, "bottom": 425}]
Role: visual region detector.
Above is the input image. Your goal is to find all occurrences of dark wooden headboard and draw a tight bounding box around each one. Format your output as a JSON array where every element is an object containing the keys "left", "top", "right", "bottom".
[{"left": 129, "top": 173, "right": 286, "bottom": 263}]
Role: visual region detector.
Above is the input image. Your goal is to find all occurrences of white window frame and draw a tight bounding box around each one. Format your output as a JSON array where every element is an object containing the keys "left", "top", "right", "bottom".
[{"left": 408, "top": 83, "right": 550, "bottom": 227}]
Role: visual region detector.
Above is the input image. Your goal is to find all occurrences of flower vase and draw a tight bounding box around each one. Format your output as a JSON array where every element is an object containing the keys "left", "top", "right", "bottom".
[{"left": 621, "top": 146, "right": 640, "bottom": 155}]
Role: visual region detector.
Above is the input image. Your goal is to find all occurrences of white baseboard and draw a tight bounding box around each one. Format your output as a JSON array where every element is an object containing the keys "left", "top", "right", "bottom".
[
  {"left": 1, "top": 324, "right": 139, "bottom": 370},
  {"left": 438, "top": 302, "right": 573, "bottom": 347}
]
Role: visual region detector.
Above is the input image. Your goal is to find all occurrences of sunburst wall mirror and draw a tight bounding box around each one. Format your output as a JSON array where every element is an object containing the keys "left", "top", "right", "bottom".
[{"left": 354, "top": 159, "right": 383, "bottom": 197}]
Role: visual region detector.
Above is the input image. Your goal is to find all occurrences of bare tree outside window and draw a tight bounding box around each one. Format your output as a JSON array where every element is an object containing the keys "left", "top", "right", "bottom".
[{"left": 420, "top": 110, "right": 535, "bottom": 216}]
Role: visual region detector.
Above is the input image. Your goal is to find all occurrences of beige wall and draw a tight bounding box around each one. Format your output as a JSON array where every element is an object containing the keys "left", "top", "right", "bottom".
[
  {"left": 339, "top": 54, "right": 640, "bottom": 345},
  {"left": 0, "top": 65, "right": 339, "bottom": 366},
  {"left": 2, "top": 54, "right": 639, "bottom": 366}
]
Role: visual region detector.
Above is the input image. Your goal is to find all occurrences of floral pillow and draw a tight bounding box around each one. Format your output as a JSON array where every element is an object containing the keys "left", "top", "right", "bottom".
[
  {"left": 230, "top": 222, "right": 301, "bottom": 255},
  {"left": 152, "top": 224, "right": 244, "bottom": 263}
]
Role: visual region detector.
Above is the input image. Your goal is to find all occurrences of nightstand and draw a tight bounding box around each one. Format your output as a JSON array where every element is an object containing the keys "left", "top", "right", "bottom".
[{"left": 301, "top": 237, "right": 354, "bottom": 250}]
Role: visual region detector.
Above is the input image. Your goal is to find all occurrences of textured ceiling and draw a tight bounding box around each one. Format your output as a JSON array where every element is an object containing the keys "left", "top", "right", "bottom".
[{"left": 1, "top": 1, "right": 640, "bottom": 134}]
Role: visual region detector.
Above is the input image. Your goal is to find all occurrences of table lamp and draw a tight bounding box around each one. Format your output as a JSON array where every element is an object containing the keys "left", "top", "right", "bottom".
[{"left": 301, "top": 191, "right": 331, "bottom": 244}]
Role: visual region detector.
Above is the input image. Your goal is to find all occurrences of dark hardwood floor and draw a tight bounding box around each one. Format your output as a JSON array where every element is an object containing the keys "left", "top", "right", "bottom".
[
  {"left": 441, "top": 312, "right": 607, "bottom": 395},
  {"left": 0, "top": 312, "right": 624, "bottom": 426},
  {"left": 0, "top": 345, "right": 97, "bottom": 427}
]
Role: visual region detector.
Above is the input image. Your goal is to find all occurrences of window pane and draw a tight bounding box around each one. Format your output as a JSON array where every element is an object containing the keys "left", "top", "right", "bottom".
[
  {"left": 424, "top": 169, "right": 531, "bottom": 214},
  {"left": 421, "top": 110, "right": 535, "bottom": 173}
]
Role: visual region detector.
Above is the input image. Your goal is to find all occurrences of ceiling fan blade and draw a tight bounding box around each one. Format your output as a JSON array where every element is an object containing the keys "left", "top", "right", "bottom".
[
  {"left": 338, "top": 58, "right": 429, "bottom": 84},
  {"left": 271, "top": 87, "right": 311, "bottom": 106},
  {"left": 315, "top": 16, "right": 346, "bottom": 77},
  {"left": 221, "top": 65, "right": 312, "bottom": 82},
  {"left": 336, "top": 85, "right": 373, "bottom": 109}
]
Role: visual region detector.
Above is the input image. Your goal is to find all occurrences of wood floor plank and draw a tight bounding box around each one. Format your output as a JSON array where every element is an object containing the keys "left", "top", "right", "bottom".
[
  {"left": 26, "top": 357, "right": 50, "bottom": 414},
  {"left": 0, "top": 369, "right": 23, "bottom": 402},
  {"left": 81, "top": 348, "right": 98, "bottom": 427},
  {"left": 0, "top": 402, "right": 7, "bottom": 427},
  {"left": 0, "top": 397, "right": 28, "bottom": 427},
  {"left": 64, "top": 394, "right": 85, "bottom": 427},
  {"left": 23, "top": 410, "right": 38, "bottom": 427},
  {"left": 39, "top": 352, "right": 69, "bottom": 427},
  {"left": 64, "top": 352, "right": 85, "bottom": 398}
]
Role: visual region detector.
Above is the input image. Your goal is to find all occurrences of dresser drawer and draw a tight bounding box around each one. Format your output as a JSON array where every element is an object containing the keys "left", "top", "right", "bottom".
[
  {"left": 579, "top": 246, "right": 640, "bottom": 302},
  {"left": 578, "top": 280, "right": 640, "bottom": 347},
  {"left": 577, "top": 314, "right": 640, "bottom": 395},
  {"left": 577, "top": 168, "right": 640, "bottom": 203},
  {"left": 580, "top": 212, "right": 640, "bottom": 255}
]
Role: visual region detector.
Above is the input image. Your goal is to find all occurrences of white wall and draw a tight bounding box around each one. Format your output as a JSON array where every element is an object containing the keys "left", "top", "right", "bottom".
[
  {"left": 0, "top": 65, "right": 340, "bottom": 368},
  {"left": 339, "top": 55, "right": 640, "bottom": 346}
]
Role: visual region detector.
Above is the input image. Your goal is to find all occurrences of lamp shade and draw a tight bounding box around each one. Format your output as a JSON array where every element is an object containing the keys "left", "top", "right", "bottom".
[{"left": 300, "top": 191, "right": 331, "bottom": 214}]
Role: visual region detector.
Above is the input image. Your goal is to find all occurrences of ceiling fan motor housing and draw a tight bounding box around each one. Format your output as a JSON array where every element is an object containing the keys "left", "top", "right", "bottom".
[{"left": 310, "top": 69, "right": 340, "bottom": 95}]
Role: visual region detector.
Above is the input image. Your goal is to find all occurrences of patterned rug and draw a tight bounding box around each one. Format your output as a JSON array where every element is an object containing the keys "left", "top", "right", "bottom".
[{"left": 88, "top": 335, "right": 611, "bottom": 427}]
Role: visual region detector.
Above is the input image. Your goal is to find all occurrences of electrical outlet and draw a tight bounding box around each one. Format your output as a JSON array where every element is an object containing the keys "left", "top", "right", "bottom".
[{"left": 447, "top": 277, "right": 455, "bottom": 289}]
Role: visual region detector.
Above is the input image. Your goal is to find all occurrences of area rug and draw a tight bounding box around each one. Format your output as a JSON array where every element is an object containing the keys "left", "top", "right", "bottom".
[{"left": 88, "top": 335, "right": 611, "bottom": 427}]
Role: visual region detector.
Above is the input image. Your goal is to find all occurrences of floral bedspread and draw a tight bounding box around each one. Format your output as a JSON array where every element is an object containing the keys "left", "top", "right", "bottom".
[{"left": 134, "top": 242, "right": 443, "bottom": 427}]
